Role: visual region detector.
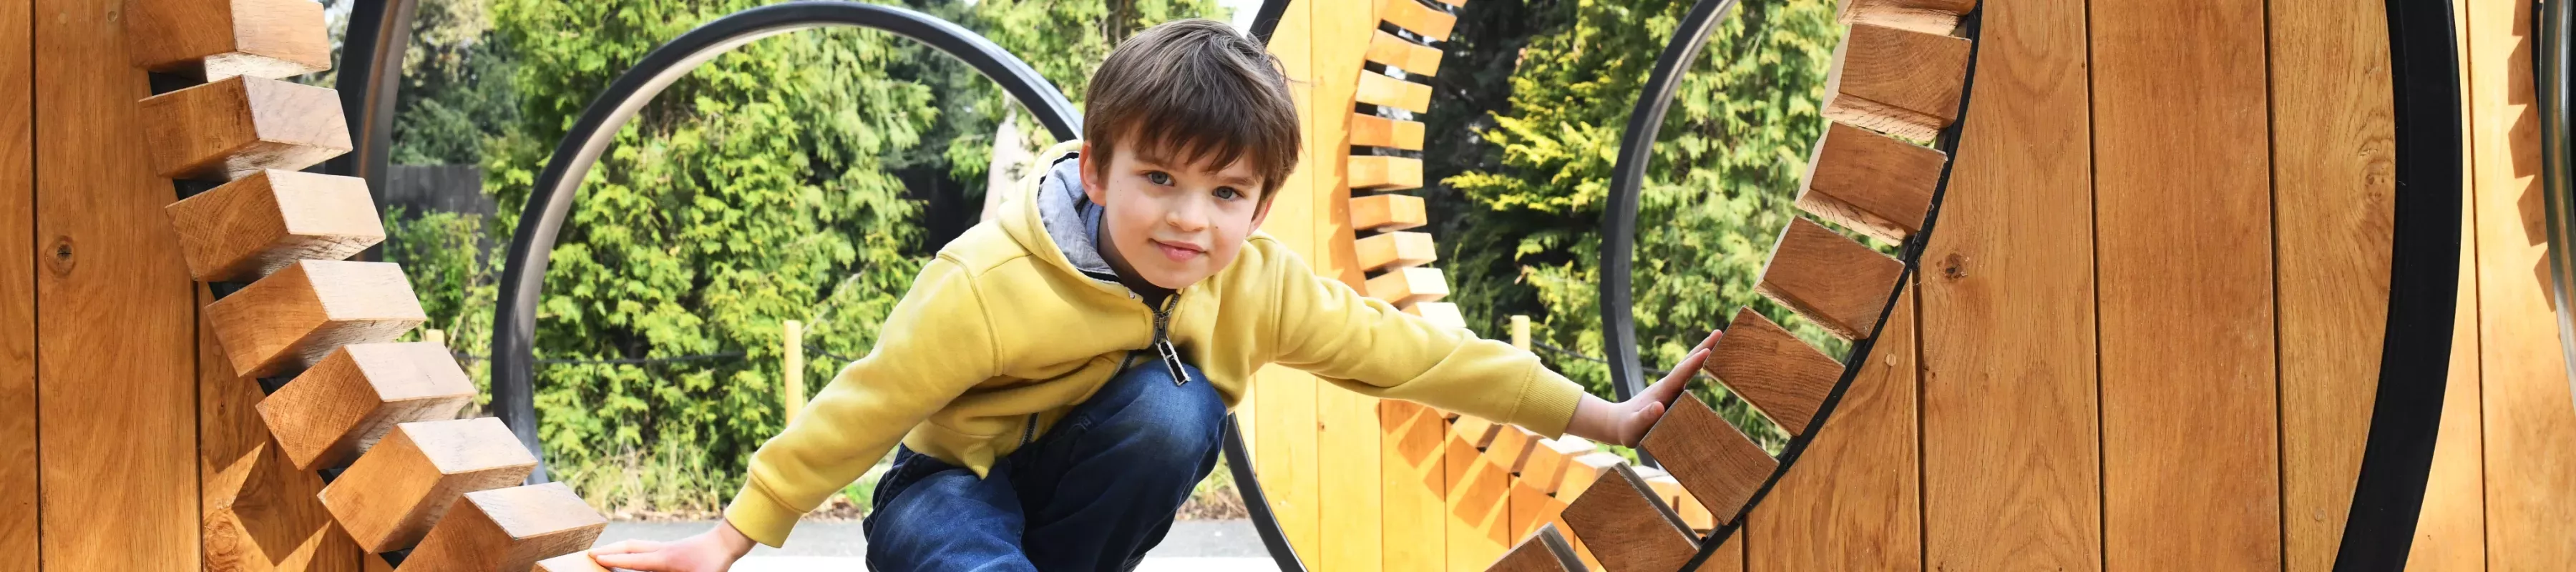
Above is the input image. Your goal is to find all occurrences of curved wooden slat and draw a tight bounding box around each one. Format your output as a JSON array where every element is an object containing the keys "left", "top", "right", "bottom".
[
  {"left": 1799, "top": 122, "right": 1945, "bottom": 244},
  {"left": 318, "top": 417, "right": 537, "bottom": 553},
  {"left": 1823, "top": 23, "right": 1971, "bottom": 140},
  {"left": 1350, "top": 113, "right": 1427, "bottom": 150},
  {"left": 1558, "top": 463, "right": 1696, "bottom": 571},
  {"left": 138, "top": 75, "right": 352, "bottom": 181},
  {"left": 1838, "top": 0, "right": 1978, "bottom": 35},
  {"left": 1365, "top": 30, "right": 1444, "bottom": 76},
  {"left": 1757, "top": 218, "right": 1903, "bottom": 340},
  {"left": 1356, "top": 71, "right": 1433, "bottom": 113},
  {"left": 1356, "top": 230, "right": 1438, "bottom": 271},
  {"left": 403, "top": 482, "right": 608, "bottom": 571},
  {"left": 1366, "top": 266, "right": 1450, "bottom": 306},
  {"left": 1639, "top": 394, "right": 1777, "bottom": 526},
  {"left": 1377, "top": 0, "right": 1458, "bottom": 40},
  {"left": 203, "top": 260, "right": 427, "bottom": 378},
  {"left": 1703, "top": 307, "right": 1842, "bottom": 434},
  {"left": 165, "top": 169, "right": 384, "bottom": 282},
  {"left": 258, "top": 342, "right": 475, "bottom": 471},
  {"left": 1350, "top": 155, "right": 1424, "bottom": 190},
  {"left": 126, "top": 0, "right": 331, "bottom": 81}
]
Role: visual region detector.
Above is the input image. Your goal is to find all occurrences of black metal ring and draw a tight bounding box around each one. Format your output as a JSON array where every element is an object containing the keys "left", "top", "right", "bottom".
[{"left": 2534, "top": 0, "right": 2576, "bottom": 418}]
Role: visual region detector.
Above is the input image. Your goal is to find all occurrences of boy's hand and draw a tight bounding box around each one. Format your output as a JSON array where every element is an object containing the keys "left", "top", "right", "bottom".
[
  {"left": 1566, "top": 328, "right": 1722, "bottom": 447},
  {"left": 588, "top": 520, "right": 757, "bottom": 571}
]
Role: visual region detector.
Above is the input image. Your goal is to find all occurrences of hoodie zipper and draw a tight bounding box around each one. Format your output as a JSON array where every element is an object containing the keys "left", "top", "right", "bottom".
[{"left": 1151, "top": 293, "right": 1191, "bottom": 386}]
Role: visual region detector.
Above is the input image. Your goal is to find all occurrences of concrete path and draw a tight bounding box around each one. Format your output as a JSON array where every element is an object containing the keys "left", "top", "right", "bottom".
[{"left": 593, "top": 519, "right": 1277, "bottom": 571}]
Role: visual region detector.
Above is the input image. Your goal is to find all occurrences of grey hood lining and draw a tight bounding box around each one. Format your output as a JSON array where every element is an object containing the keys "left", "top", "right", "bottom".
[{"left": 1038, "top": 155, "right": 1118, "bottom": 277}]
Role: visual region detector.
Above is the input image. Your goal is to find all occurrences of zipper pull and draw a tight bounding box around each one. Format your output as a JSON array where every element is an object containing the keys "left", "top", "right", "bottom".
[{"left": 1158, "top": 339, "right": 1191, "bottom": 386}]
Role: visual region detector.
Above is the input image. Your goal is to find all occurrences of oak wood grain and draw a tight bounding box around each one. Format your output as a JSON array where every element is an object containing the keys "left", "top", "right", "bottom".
[
  {"left": 1364, "top": 267, "right": 1448, "bottom": 307},
  {"left": 258, "top": 342, "right": 475, "bottom": 471},
  {"left": 1557, "top": 463, "right": 1695, "bottom": 571},
  {"left": 317, "top": 418, "right": 537, "bottom": 553},
  {"left": 1838, "top": 0, "right": 1978, "bottom": 34},
  {"left": 1702, "top": 307, "right": 1842, "bottom": 434},
  {"left": 1349, "top": 113, "right": 1427, "bottom": 150},
  {"left": 1355, "top": 230, "right": 1438, "bottom": 272},
  {"left": 203, "top": 260, "right": 427, "bottom": 378},
  {"left": 1755, "top": 218, "right": 1903, "bottom": 340},
  {"left": 125, "top": 0, "right": 331, "bottom": 80},
  {"left": 1823, "top": 23, "right": 1971, "bottom": 140},
  {"left": 165, "top": 169, "right": 383, "bottom": 282},
  {"left": 1362, "top": 30, "right": 1443, "bottom": 76},
  {"left": 1798, "top": 122, "right": 1944, "bottom": 243},
  {"left": 1355, "top": 72, "right": 1433, "bottom": 114},
  {"left": 137, "top": 75, "right": 351, "bottom": 181},
  {"left": 1485, "top": 523, "right": 1581, "bottom": 572},
  {"left": 1347, "top": 155, "right": 1423, "bottom": 190},
  {"left": 402, "top": 483, "right": 607, "bottom": 572}
]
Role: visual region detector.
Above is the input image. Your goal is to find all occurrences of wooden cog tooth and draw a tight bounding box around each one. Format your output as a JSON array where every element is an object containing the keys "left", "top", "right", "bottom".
[
  {"left": 1505, "top": 478, "right": 1566, "bottom": 541},
  {"left": 165, "top": 169, "right": 384, "bottom": 282},
  {"left": 1704, "top": 307, "right": 1844, "bottom": 434},
  {"left": 1639, "top": 394, "right": 1779, "bottom": 526},
  {"left": 1557, "top": 463, "right": 1697, "bottom": 571},
  {"left": 1350, "top": 155, "right": 1425, "bottom": 190},
  {"left": 139, "top": 75, "right": 353, "bottom": 181},
  {"left": 1357, "top": 71, "right": 1434, "bottom": 113},
  {"left": 258, "top": 342, "right": 476, "bottom": 471},
  {"left": 204, "top": 260, "right": 428, "bottom": 378},
  {"left": 1367, "top": 267, "right": 1450, "bottom": 306},
  {"left": 1379, "top": 0, "right": 1459, "bottom": 39},
  {"left": 1838, "top": 0, "right": 1979, "bottom": 35},
  {"left": 1756, "top": 218, "right": 1905, "bottom": 340},
  {"left": 1350, "top": 113, "right": 1428, "bottom": 150},
  {"left": 127, "top": 0, "right": 332, "bottom": 80},
  {"left": 1405, "top": 300, "right": 1468, "bottom": 330},
  {"left": 1357, "top": 231, "right": 1439, "bottom": 272},
  {"left": 203, "top": 442, "right": 343, "bottom": 571},
  {"left": 1516, "top": 436, "right": 1594, "bottom": 495},
  {"left": 1450, "top": 412, "right": 1503, "bottom": 448},
  {"left": 1365, "top": 29, "right": 1445, "bottom": 76},
  {"left": 403, "top": 482, "right": 609, "bottom": 571},
  {"left": 1823, "top": 23, "right": 1972, "bottom": 140},
  {"left": 1486, "top": 522, "right": 1585, "bottom": 572},
  {"left": 1446, "top": 430, "right": 1516, "bottom": 568},
  {"left": 1799, "top": 122, "right": 1946, "bottom": 243},
  {"left": 1351, "top": 193, "right": 1427, "bottom": 231},
  {"left": 318, "top": 417, "right": 539, "bottom": 553}
]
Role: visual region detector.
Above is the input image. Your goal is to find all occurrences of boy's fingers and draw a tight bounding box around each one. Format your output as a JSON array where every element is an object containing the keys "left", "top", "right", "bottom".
[
  {"left": 590, "top": 539, "right": 662, "bottom": 555},
  {"left": 1695, "top": 327, "right": 1725, "bottom": 352},
  {"left": 590, "top": 550, "right": 665, "bottom": 571}
]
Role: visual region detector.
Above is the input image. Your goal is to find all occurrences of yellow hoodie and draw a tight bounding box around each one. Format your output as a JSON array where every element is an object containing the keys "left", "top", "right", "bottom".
[{"left": 722, "top": 142, "right": 1589, "bottom": 547}]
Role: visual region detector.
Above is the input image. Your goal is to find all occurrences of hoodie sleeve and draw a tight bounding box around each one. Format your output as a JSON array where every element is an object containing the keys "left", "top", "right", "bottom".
[
  {"left": 1259, "top": 242, "right": 1587, "bottom": 438},
  {"left": 721, "top": 257, "right": 999, "bottom": 547}
]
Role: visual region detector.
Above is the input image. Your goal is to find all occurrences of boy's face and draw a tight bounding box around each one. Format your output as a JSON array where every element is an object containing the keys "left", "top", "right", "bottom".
[{"left": 1080, "top": 139, "right": 1272, "bottom": 291}]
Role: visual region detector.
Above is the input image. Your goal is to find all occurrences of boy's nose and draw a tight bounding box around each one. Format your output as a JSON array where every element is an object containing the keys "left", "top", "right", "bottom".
[{"left": 1165, "top": 199, "right": 1209, "bottom": 231}]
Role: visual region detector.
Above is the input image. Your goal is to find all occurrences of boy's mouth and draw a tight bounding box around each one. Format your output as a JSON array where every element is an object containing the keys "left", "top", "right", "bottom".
[{"left": 1149, "top": 239, "right": 1204, "bottom": 262}]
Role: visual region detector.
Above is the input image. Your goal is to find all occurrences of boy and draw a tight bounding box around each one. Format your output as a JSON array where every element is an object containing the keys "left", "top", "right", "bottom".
[{"left": 590, "top": 19, "right": 1714, "bottom": 571}]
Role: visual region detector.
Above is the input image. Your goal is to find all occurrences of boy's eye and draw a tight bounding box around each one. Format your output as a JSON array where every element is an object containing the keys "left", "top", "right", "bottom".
[
  {"left": 1214, "top": 187, "right": 1242, "bottom": 201},
  {"left": 1144, "top": 172, "right": 1173, "bottom": 185}
]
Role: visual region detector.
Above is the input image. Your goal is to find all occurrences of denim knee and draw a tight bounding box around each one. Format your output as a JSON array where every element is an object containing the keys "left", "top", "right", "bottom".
[{"left": 1081, "top": 360, "right": 1227, "bottom": 469}]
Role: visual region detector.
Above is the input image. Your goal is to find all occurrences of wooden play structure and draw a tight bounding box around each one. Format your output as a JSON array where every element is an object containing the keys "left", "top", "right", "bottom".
[{"left": 0, "top": 0, "right": 2570, "bottom": 571}]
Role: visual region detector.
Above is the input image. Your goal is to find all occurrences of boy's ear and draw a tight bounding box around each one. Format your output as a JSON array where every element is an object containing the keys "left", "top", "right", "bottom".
[{"left": 1078, "top": 141, "right": 1110, "bottom": 206}]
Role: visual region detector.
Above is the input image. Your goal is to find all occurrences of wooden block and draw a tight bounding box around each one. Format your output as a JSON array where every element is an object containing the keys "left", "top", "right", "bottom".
[
  {"left": 1556, "top": 453, "right": 1626, "bottom": 499},
  {"left": 1350, "top": 113, "right": 1428, "bottom": 150},
  {"left": 1405, "top": 301, "right": 1468, "bottom": 330},
  {"left": 1506, "top": 478, "right": 1570, "bottom": 541},
  {"left": 204, "top": 260, "right": 427, "bottom": 378},
  {"left": 1356, "top": 231, "right": 1438, "bottom": 272},
  {"left": 318, "top": 418, "right": 539, "bottom": 553},
  {"left": 1356, "top": 72, "right": 1433, "bottom": 113},
  {"left": 1704, "top": 307, "right": 1843, "bottom": 434},
  {"left": 1557, "top": 463, "right": 1697, "bottom": 571},
  {"left": 1378, "top": 0, "right": 1458, "bottom": 39},
  {"left": 1365, "top": 267, "right": 1449, "bottom": 306},
  {"left": 1798, "top": 122, "right": 1945, "bottom": 243},
  {"left": 1364, "top": 29, "right": 1444, "bottom": 76},
  {"left": 138, "top": 75, "right": 351, "bottom": 181},
  {"left": 259, "top": 342, "right": 475, "bottom": 471},
  {"left": 1646, "top": 473, "right": 1717, "bottom": 531},
  {"left": 404, "top": 483, "right": 608, "bottom": 571},
  {"left": 1639, "top": 395, "right": 1779, "bottom": 523},
  {"left": 1757, "top": 218, "right": 1903, "bottom": 340},
  {"left": 1350, "top": 155, "right": 1424, "bottom": 190},
  {"left": 1486, "top": 425, "right": 1541, "bottom": 474},
  {"left": 127, "top": 0, "right": 331, "bottom": 80},
  {"left": 1823, "top": 23, "right": 1972, "bottom": 140},
  {"left": 166, "top": 169, "right": 384, "bottom": 282},
  {"left": 1838, "top": 0, "right": 1978, "bottom": 34},
  {"left": 203, "top": 442, "right": 340, "bottom": 570},
  {"left": 1451, "top": 413, "right": 1503, "bottom": 448},
  {"left": 366, "top": 554, "right": 394, "bottom": 572},
  {"left": 1487, "top": 523, "right": 1584, "bottom": 572},
  {"left": 1518, "top": 436, "right": 1594, "bottom": 494},
  {"left": 1350, "top": 193, "right": 1427, "bottom": 231},
  {"left": 531, "top": 553, "right": 612, "bottom": 572}
]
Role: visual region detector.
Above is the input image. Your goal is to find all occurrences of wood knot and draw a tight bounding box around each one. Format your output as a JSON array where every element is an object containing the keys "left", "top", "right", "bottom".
[
  {"left": 1938, "top": 252, "right": 1969, "bottom": 280},
  {"left": 44, "top": 236, "right": 74, "bottom": 275}
]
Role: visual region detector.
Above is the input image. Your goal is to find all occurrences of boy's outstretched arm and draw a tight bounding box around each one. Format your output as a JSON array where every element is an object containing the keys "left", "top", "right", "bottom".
[{"left": 1561, "top": 328, "right": 1720, "bottom": 446}]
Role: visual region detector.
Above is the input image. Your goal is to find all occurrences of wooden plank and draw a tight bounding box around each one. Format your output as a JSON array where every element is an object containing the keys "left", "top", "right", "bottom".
[
  {"left": 318, "top": 417, "right": 538, "bottom": 553},
  {"left": 1350, "top": 193, "right": 1427, "bottom": 231},
  {"left": 1557, "top": 463, "right": 1696, "bottom": 571},
  {"left": 1405, "top": 300, "right": 1468, "bottom": 330},
  {"left": 1485, "top": 523, "right": 1581, "bottom": 572},
  {"left": 1376, "top": 0, "right": 1457, "bottom": 40},
  {"left": 1349, "top": 155, "right": 1423, "bottom": 190},
  {"left": 1639, "top": 394, "right": 1775, "bottom": 523},
  {"left": 1443, "top": 432, "right": 1513, "bottom": 571},
  {"left": 1517, "top": 436, "right": 1592, "bottom": 495},
  {"left": 260, "top": 342, "right": 474, "bottom": 470},
  {"left": 137, "top": 75, "right": 351, "bottom": 181},
  {"left": 1380, "top": 401, "right": 1447, "bottom": 570},
  {"left": 1365, "top": 266, "right": 1449, "bottom": 306},
  {"left": 1703, "top": 307, "right": 1841, "bottom": 434},
  {"left": 1350, "top": 114, "right": 1427, "bottom": 151},
  {"left": 166, "top": 169, "right": 383, "bottom": 282},
  {"left": 0, "top": 0, "right": 30, "bottom": 565},
  {"left": 1838, "top": 0, "right": 1978, "bottom": 35},
  {"left": 36, "top": 0, "right": 202, "bottom": 563},
  {"left": 1355, "top": 230, "right": 1438, "bottom": 272},
  {"left": 1255, "top": 0, "right": 1321, "bottom": 558},
  {"left": 2268, "top": 0, "right": 2394, "bottom": 566},
  {"left": 125, "top": 0, "right": 331, "bottom": 81},
  {"left": 404, "top": 483, "right": 607, "bottom": 571},
  {"left": 1363, "top": 30, "right": 1443, "bottom": 76},
  {"left": 532, "top": 553, "right": 613, "bottom": 572},
  {"left": 2469, "top": 1, "right": 2576, "bottom": 567},
  {"left": 1553, "top": 453, "right": 1622, "bottom": 572},
  {"left": 204, "top": 260, "right": 426, "bottom": 378},
  {"left": 1757, "top": 218, "right": 1903, "bottom": 340},
  {"left": 2093, "top": 0, "right": 2280, "bottom": 567},
  {"left": 1916, "top": 0, "right": 2098, "bottom": 567},
  {"left": 1823, "top": 22, "right": 1971, "bottom": 140},
  {"left": 1798, "top": 122, "right": 1944, "bottom": 243},
  {"left": 199, "top": 287, "right": 361, "bottom": 572},
  {"left": 1748, "top": 289, "right": 1919, "bottom": 570},
  {"left": 1355, "top": 72, "right": 1433, "bottom": 113}
]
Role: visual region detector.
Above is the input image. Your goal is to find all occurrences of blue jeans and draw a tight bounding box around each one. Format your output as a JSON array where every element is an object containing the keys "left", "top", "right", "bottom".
[{"left": 864, "top": 355, "right": 1227, "bottom": 571}]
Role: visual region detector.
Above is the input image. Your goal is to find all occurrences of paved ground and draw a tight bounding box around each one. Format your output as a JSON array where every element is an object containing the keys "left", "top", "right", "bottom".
[{"left": 593, "top": 519, "right": 1274, "bottom": 571}]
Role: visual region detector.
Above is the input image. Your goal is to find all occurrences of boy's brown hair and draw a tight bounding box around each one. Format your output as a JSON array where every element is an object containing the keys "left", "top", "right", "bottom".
[{"left": 1083, "top": 19, "right": 1301, "bottom": 206}]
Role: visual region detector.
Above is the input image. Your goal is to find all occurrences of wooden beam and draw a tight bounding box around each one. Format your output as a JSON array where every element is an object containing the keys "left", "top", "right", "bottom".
[
  {"left": 1556, "top": 453, "right": 1624, "bottom": 499},
  {"left": 1356, "top": 231, "right": 1438, "bottom": 272},
  {"left": 1484, "top": 425, "right": 1541, "bottom": 475},
  {"left": 318, "top": 418, "right": 538, "bottom": 553},
  {"left": 403, "top": 483, "right": 608, "bottom": 571},
  {"left": 1377, "top": 0, "right": 1458, "bottom": 40},
  {"left": 1517, "top": 436, "right": 1594, "bottom": 495},
  {"left": 125, "top": 0, "right": 331, "bottom": 81},
  {"left": 165, "top": 169, "right": 383, "bottom": 282},
  {"left": 1639, "top": 394, "right": 1777, "bottom": 523},
  {"left": 1366, "top": 267, "right": 1449, "bottom": 306},
  {"left": 1350, "top": 193, "right": 1426, "bottom": 231},
  {"left": 138, "top": 75, "right": 352, "bottom": 181},
  {"left": 1450, "top": 412, "right": 1503, "bottom": 449},
  {"left": 1798, "top": 122, "right": 1945, "bottom": 243},
  {"left": 1350, "top": 113, "right": 1427, "bottom": 150},
  {"left": 1356, "top": 72, "right": 1433, "bottom": 113},
  {"left": 1349, "top": 155, "right": 1424, "bottom": 190},
  {"left": 1824, "top": 23, "right": 1972, "bottom": 140},
  {"left": 532, "top": 553, "right": 613, "bottom": 572},
  {"left": 1838, "top": 0, "right": 1978, "bottom": 35},
  {"left": 1558, "top": 463, "right": 1697, "bottom": 571},
  {"left": 204, "top": 260, "right": 427, "bottom": 378},
  {"left": 1405, "top": 300, "right": 1468, "bottom": 330},
  {"left": 1757, "top": 218, "right": 1903, "bottom": 340},
  {"left": 1703, "top": 307, "right": 1842, "bottom": 434},
  {"left": 258, "top": 342, "right": 474, "bottom": 471},
  {"left": 1363, "top": 30, "right": 1444, "bottom": 76},
  {"left": 1486, "top": 523, "right": 1583, "bottom": 572}
]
